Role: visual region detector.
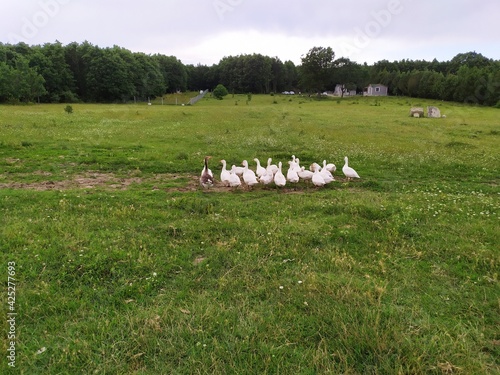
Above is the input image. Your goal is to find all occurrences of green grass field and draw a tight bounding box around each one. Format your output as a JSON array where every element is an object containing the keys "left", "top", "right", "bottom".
[{"left": 1, "top": 95, "right": 499, "bottom": 374}]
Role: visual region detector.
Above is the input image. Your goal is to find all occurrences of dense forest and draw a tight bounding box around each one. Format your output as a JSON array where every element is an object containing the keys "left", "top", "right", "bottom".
[{"left": 0, "top": 41, "right": 498, "bottom": 106}]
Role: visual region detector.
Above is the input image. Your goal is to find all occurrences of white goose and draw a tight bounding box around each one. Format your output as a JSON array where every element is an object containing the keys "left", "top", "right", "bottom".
[
  {"left": 286, "top": 161, "right": 299, "bottom": 183},
  {"left": 298, "top": 166, "right": 314, "bottom": 181},
  {"left": 253, "top": 158, "right": 267, "bottom": 178},
  {"left": 289, "top": 155, "right": 299, "bottom": 172},
  {"left": 259, "top": 171, "right": 274, "bottom": 185},
  {"left": 242, "top": 160, "right": 259, "bottom": 187},
  {"left": 312, "top": 164, "right": 326, "bottom": 187},
  {"left": 233, "top": 164, "right": 245, "bottom": 176},
  {"left": 266, "top": 158, "right": 278, "bottom": 175},
  {"left": 309, "top": 162, "right": 321, "bottom": 172},
  {"left": 321, "top": 170, "right": 335, "bottom": 184},
  {"left": 294, "top": 158, "right": 302, "bottom": 172},
  {"left": 220, "top": 159, "right": 231, "bottom": 186},
  {"left": 200, "top": 156, "right": 214, "bottom": 188},
  {"left": 274, "top": 162, "right": 286, "bottom": 187},
  {"left": 320, "top": 161, "right": 335, "bottom": 184},
  {"left": 342, "top": 156, "right": 360, "bottom": 180},
  {"left": 259, "top": 170, "right": 274, "bottom": 185},
  {"left": 323, "top": 160, "right": 336, "bottom": 173},
  {"left": 229, "top": 165, "right": 242, "bottom": 187}
]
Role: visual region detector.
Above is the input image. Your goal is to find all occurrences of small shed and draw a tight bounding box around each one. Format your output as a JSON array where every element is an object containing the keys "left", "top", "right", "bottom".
[
  {"left": 364, "top": 84, "right": 388, "bottom": 96},
  {"left": 334, "top": 84, "right": 357, "bottom": 97}
]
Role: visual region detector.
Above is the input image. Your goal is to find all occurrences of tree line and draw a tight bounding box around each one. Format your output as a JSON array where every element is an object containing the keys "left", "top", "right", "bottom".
[
  {"left": 299, "top": 47, "right": 499, "bottom": 106},
  {"left": 0, "top": 41, "right": 498, "bottom": 106},
  {"left": 370, "top": 52, "right": 500, "bottom": 106}
]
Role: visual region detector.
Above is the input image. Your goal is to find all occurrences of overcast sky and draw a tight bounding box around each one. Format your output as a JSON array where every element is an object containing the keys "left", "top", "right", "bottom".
[{"left": 1, "top": 0, "right": 499, "bottom": 66}]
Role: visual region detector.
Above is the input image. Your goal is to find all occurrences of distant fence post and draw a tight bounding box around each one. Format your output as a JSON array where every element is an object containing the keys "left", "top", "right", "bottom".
[{"left": 188, "top": 89, "right": 209, "bottom": 105}]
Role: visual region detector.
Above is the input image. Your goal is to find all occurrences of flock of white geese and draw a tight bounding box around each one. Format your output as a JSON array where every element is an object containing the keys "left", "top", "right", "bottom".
[{"left": 200, "top": 155, "right": 360, "bottom": 189}]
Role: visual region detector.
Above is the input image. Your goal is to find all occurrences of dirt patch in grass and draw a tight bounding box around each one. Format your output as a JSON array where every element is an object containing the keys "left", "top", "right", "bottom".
[
  {"left": 0, "top": 171, "right": 144, "bottom": 191},
  {"left": 0, "top": 172, "right": 205, "bottom": 191},
  {"left": 0, "top": 171, "right": 356, "bottom": 192}
]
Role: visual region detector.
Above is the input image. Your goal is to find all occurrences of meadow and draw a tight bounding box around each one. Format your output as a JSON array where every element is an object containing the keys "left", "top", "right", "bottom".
[{"left": 0, "top": 94, "right": 499, "bottom": 374}]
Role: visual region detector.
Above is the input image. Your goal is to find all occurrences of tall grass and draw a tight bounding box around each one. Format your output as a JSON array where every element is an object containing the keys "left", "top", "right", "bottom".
[{"left": 0, "top": 95, "right": 499, "bottom": 374}]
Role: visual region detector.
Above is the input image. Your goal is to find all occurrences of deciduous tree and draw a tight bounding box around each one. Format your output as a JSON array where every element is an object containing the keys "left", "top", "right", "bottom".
[{"left": 300, "top": 46, "right": 336, "bottom": 93}]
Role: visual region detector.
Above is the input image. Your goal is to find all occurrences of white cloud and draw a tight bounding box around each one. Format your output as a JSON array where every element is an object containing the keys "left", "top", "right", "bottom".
[
  {"left": 1, "top": 0, "right": 498, "bottom": 65},
  {"left": 162, "top": 30, "right": 345, "bottom": 65}
]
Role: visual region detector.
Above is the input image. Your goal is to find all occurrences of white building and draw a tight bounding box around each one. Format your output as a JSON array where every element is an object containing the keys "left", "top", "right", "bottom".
[{"left": 364, "top": 84, "right": 388, "bottom": 96}]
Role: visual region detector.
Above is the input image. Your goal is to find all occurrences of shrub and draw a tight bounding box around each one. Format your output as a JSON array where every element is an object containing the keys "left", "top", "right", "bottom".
[{"left": 213, "top": 84, "right": 229, "bottom": 100}]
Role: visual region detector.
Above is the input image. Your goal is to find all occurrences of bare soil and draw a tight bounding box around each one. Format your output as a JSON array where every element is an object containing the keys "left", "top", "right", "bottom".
[
  {"left": 0, "top": 171, "right": 146, "bottom": 191},
  {"left": 0, "top": 171, "right": 351, "bottom": 192}
]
